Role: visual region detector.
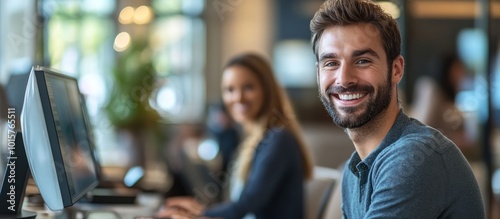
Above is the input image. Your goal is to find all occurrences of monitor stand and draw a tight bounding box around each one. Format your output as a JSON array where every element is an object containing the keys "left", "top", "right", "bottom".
[{"left": 0, "top": 132, "right": 36, "bottom": 219}]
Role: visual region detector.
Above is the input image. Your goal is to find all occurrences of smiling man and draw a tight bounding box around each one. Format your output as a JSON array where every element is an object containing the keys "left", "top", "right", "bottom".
[{"left": 310, "top": 0, "right": 485, "bottom": 218}]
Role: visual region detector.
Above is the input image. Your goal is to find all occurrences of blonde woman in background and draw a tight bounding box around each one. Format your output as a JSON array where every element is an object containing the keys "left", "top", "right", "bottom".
[{"left": 157, "top": 53, "right": 314, "bottom": 219}]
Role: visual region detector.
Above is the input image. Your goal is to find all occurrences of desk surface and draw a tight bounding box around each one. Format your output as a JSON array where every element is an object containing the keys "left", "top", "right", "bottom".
[{"left": 24, "top": 193, "right": 163, "bottom": 219}]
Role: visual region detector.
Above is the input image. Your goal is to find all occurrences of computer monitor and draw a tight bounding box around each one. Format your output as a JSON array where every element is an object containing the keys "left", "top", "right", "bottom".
[{"left": 0, "top": 66, "right": 100, "bottom": 218}]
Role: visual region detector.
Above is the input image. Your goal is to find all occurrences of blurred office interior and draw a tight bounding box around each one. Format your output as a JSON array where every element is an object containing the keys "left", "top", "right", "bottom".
[{"left": 0, "top": 0, "right": 499, "bottom": 217}]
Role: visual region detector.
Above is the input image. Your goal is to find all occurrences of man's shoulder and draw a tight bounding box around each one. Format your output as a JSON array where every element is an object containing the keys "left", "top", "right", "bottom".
[
  {"left": 393, "top": 117, "right": 457, "bottom": 154},
  {"left": 373, "top": 118, "right": 463, "bottom": 171}
]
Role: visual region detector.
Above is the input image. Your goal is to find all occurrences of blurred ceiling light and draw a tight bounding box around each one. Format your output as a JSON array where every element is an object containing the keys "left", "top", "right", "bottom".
[
  {"left": 134, "top": 6, "right": 153, "bottom": 25},
  {"left": 119, "top": 6, "right": 134, "bottom": 24},
  {"left": 378, "top": 1, "right": 400, "bottom": 19},
  {"left": 113, "top": 32, "right": 131, "bottom": 52}
]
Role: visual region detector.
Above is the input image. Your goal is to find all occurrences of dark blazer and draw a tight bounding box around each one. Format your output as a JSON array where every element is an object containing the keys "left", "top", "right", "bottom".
[{"left": 203, "top": 128, "right": 305, "bottom": 219}]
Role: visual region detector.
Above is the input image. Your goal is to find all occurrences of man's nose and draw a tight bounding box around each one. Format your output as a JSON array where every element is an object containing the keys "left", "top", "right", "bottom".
[{"left": 336, "top": 64, "right": 357, "bottom": 87}]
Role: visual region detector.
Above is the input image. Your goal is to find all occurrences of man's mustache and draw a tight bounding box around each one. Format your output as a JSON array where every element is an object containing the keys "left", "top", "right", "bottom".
[{"left": 325, "top": 84, "right": 374, "bottom": 95}]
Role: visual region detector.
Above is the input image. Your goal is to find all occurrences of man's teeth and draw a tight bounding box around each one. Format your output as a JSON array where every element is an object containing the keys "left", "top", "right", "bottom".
[{"left": 339, "top": 93, "right": 365, "bottom": 100}]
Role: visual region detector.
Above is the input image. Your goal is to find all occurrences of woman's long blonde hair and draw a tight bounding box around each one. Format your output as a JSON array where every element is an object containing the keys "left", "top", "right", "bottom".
[{"left": 223, "top": 53, "right": 313, "bottom": 181}]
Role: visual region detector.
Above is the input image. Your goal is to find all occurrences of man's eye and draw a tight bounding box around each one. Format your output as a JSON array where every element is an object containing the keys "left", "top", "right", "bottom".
[
  {"left": 356, "top": 59, "right": 371, "bottom": 65},
  {"left": 324, "top": 61, "right": 338, "bottom": 67}
]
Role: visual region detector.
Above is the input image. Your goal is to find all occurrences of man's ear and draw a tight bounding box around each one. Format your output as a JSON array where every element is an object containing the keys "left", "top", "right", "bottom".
[{"left": 392, "top": 55, "right": 404, "bottom": 84}]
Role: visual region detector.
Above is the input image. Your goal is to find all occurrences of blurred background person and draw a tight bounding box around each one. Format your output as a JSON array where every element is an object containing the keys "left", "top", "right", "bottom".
[
  {"left": 157, "top": 53, "right": 314, "bottom": 219},
  {"left": 162, "top": 103, "right": 240, "bottom": 202},
  {"left": 411, "top": 53, "right": 480, "bottom": 161},
  {"left": 163, "top": 123, "right": 207, "bottom": 198},
  {"left": 206, "top": 102, "right": 240, "bottom": 174}
]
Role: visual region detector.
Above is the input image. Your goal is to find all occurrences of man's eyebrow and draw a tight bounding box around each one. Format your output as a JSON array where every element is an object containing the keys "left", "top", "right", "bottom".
[
  {"left": 352, "top": 49, "right": 379, "bottom": 58},
  {"left": 318, "top": 53, "right": 338, "bottom": 62}
]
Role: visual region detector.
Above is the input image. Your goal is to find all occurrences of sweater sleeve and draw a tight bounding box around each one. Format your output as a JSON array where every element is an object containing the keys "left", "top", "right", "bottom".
[{"left": 203, "top": 129, "right": 297, "bottom": 219}]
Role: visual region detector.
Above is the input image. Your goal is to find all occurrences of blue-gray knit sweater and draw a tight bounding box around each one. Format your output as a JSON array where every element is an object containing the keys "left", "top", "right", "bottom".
[{"left": 342, "top": 111, "right": 484, "bottom": 219}]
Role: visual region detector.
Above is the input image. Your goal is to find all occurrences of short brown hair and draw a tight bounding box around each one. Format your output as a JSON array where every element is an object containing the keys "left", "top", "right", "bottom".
[{"left": 310, "top": 0, "right": 401, "bottom": 66}]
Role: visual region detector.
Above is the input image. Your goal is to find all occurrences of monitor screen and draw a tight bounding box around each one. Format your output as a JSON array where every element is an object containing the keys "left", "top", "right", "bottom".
[
  {"left": 44, "top": 72, "right": 98, "bottom": 199},
  {"left": 20, "top": 66, "right": 99, "bottom": 210}
]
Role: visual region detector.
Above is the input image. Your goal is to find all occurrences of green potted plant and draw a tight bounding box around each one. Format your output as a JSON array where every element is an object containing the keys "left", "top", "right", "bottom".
[{"left": 105, "top": 39, "right": 161, "bottom": 168}]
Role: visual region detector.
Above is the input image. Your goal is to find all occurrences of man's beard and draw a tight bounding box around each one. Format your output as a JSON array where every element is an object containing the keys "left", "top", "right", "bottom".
[{"left": 319, "top": 74, "right": 392, "bottom": 129}]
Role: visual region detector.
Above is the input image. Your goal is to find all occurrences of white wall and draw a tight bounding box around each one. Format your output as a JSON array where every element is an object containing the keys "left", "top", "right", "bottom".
[
  {"left": 220, "top": 0, "right": 275, "bottom": 64},
  {"left": 204, "top": 0, "right": 275, "bottom": 104}
]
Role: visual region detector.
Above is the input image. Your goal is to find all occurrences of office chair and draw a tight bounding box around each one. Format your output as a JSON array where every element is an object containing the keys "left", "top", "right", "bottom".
[{"left": 305, "top": 166, "right": 342, "bottom": 219}]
